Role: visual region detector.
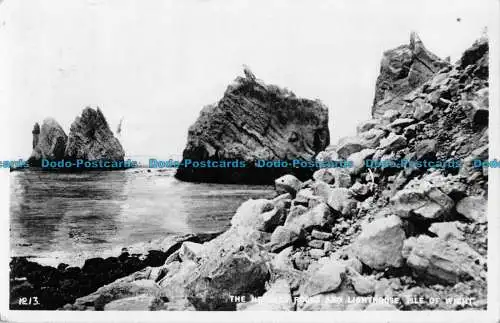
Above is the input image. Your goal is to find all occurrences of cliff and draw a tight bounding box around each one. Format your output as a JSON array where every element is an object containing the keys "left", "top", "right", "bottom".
[
  {"left": 372, "top": 32, "right": 450, "bottom": 118},
  {"left": 175, "top": 68, "right": 330, "bottom": 184}
]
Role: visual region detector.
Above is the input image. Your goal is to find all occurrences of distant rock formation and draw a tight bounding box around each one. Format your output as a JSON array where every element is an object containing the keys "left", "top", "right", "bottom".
[
  {"left": 65, "top": 107, "right": 125, "bottom": 161},
  {"left": 28, "top": 118, "right": 68, "bottom": 167},
  {"left": 175, "top": 69, "right": 330, "bottom": 184},
  {"left": 372, "top": 32, "right": 450, "bottom": 117},
  {"left": 27, "top": 107, "right": 124, "bottom": 168}
]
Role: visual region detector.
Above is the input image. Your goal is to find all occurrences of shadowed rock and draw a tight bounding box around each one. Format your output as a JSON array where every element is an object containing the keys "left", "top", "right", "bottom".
[
  {"left": 28, "top": 118, "right": 68, "bottom": 166},
  {"left": 65, "top": 107, "right": 124, "bottom": 162},
  {"left": 175, "top": 68, "right": 330, "bottom": 184},
  {"left": 372, "top": 32, "right": 450, "bottom": 117}
]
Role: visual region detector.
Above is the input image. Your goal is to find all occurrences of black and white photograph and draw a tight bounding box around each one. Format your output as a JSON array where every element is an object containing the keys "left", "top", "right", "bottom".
[{"left": 0, "top": 0, "right": 499, "bottom": 321}]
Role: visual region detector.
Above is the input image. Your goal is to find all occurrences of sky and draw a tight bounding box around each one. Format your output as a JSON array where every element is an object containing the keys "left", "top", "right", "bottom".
[{"left": 0, "top": 0, "right": 496, "bottom": 160}]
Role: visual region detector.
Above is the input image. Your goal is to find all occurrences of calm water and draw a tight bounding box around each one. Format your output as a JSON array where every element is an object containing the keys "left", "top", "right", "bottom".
[{"left": 10, "top": 169, "right": 274, "bottom": 266}]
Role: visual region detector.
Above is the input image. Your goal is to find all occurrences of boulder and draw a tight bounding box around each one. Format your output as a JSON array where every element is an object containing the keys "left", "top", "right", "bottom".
[
  {"left": 333, "top": 168, "right": 353, "bottom": 188},
  {"left": 175, "top": 69, "right": 329, "bottom": 184},
  {"left": 158, "top": 260, "right": 197, "bottom": 300},
  {"left": 268, "top": 225, "right": 302, "bottom": 252},
  {"left": 381, "top": 110, "right": 401, "bottom": 124},
  {"left": 315, "top": 150, "right": 339, "bottom": 163},
  {"left": 185, "top": 227, "right": 271, "bottom": 310},
  {"left": 271, "top": 246, "right": 295, "bottom": 271},
  {"left": 456, "top": 196, "right": 487, "bottom": 223},
  {"left": 309, "top": 249, "right": 325, "bottom": 259},
  {"left": 359, "top": 128, "right": 386, "bottom": 148},
  {"left": 312, "top": 168, "right": 335, "bottom": 184},
  {"left": 378, "top": 133, "right": 407, "bottom": 151},
  {"left": 178, "top": 242, "right": 204, "bottom": 262},
  {"left": 287, "top": 203, "right": 333, "bottom": 232},
  {"left": 73, "top": 281, "right": 160, "bottom": 311},
  {"left": 275, "top": 174, "right": 303, "bottom": 196},
  {"left": 65, "top": 107, "right": 124, "bottom": 162},
  {"left": 412, "top": 99, "right": 433, "bottom": 120},
  {"left": 294, "top": 188, "right": 316, "bottom": 205},
  {"left": 103, "top": 294, "right": 165, "bottom": 311},
  {"left": 299, "top": 259, "right": 346, "bottom": 297},
  {"left": 326, "top": 188, "right": 357, "bottom": 216},
  {"left": 238, "top": 279, "right": 294, "bottom": 311},
  {"left": 372, "top": 32, "right": 449, "bottom": 118},
  {"left": 28, "top": 118, "right": 68, "bottom": 166},
  {"left": 311, "top": 229, "right": 332, "bottom": 240},
  {"left": 459, "top": 144, "right": 488, "bottom": 176},
  {"left": 356, "top": 119, "right": 380, "bottom": 134},
  {"left": 350, "top": 182, "right": 371, "bottom": 197},
  {"left": 414, "top": 139, "right": 437, "bottom": 161},
  {"left": 402, "top": 235, "right": 485, "bottom": 284},
  {"left": 391, "top": 178, "right": 454, "bottom": 221},
  {"left": 351, "top": 274, "right": 375, "bottom": 296},
  {"left": 428, "top": 222, "right": 464, "bottom": 241},
  {"left": 308, "top": 240, "right": 324, "bottom": 249},
  {"left": 310, "top": 181, "right": 331, "bottom": 200},
  {"left": 352, "top": 215, "right": 405, "bottom": 270},
  {"left": 388, "top": 118, "right": 415, "bottom": 133},
  {"left": 348, "top": 148, "right": 376, "bottom": 175},
  {"left": 230, "top": 199, "right": 282, "bottom": 232},
  {"left": 284, "top": 205, "right": 308, "bottom": 226},
  {"left": 336, "top": 137, "right": 366, "bottom": 159}
]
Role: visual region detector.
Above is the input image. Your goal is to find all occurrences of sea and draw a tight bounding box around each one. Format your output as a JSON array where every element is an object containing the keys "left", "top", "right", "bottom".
[{"left": 9, "top": 166, "right": 275, "bottom": 267}]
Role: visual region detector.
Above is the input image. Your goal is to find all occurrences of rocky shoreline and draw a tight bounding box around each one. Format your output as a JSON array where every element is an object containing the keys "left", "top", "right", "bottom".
[
  {"left": 10, "top": 34, "right": 489, "bottom": 311},
  {"left": 9, "top": 233, "right": 220, "bottom": 310}
]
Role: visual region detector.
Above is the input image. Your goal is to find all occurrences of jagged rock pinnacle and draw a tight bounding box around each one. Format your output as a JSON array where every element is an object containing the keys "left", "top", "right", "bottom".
[{"left": 242, "top": 64, "right": 256, "bottom": 82}]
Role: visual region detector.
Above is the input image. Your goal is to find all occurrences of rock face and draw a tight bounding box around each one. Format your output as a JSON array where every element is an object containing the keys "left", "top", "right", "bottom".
[
  {"left": 65, "top": 107, "right": 125, "bottom": 161},
  {"left": 28, "top": 118, "right": 68, "bottom": 166},
  {"left": 372, "top": 32, "right": 450, "bottom": 117},
  {"left": 185, "top": 228, "right": 271, "bottom": 310},
  {"left": 175, "top": 69, "right": 330, "bottom": 184},
  {"left": 402, "top": 235, "right": 485, "bottom": 284},
  {"left": 27, "top": 107, "right": 125, "bottom": 168},
  {"left": 352, "top": 215, "right": 405, "bottom": 270}
]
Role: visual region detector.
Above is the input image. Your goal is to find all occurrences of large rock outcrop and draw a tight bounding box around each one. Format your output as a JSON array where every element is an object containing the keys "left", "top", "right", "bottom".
[
  {"left": 175, "top": 68, "right": 330, "bottom": 184},
  {"left": 65, "top": 107, "right": 125, "bottom": 162},
  {"left": 26, "top": 107, "right": 125, "bottom": 168},
  {"left": 372, "top": 32, "right": 450, "bottom": 117},
  {"left": 28, "top": 118, "right": 68, "bottom": 166}
]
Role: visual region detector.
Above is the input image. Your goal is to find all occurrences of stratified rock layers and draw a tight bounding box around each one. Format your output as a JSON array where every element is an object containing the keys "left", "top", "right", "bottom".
[
  {"left": 372, "top": 32, "right": 450, "bottom": 118},
  {"left": 175, "top": 70, "right": 330, "bottom": 184}
]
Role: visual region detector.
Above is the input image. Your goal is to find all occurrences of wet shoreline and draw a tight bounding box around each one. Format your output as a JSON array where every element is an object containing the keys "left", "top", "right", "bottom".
[{"left": 9, "top": 232, "right": 220, "bottom": 310}]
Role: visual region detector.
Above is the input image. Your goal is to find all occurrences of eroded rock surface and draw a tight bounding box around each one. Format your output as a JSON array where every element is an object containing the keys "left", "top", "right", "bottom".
[
  {"left": 28, "top": 118, "right": 68, "bottom": 166},
  {"left": 65, "top": 107, "right": 125, "bottom": 162},
  {"left": 175, "top": 69, "right": 329, "bottom": 184}
]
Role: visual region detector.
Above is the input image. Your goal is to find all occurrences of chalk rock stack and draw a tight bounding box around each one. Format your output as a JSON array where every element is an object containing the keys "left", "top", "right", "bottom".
[
  {"left": 65, "top": 107, "right": 125, "bottom": 161},
  {"left": 27, "top": 107, "right": 124, "bottom": 167},
  {"left": 28, "top": 118, "right": 68, "bottom": 166},
  {"left": 175, "top": 68, "right": 330, "bottom": 184}
]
